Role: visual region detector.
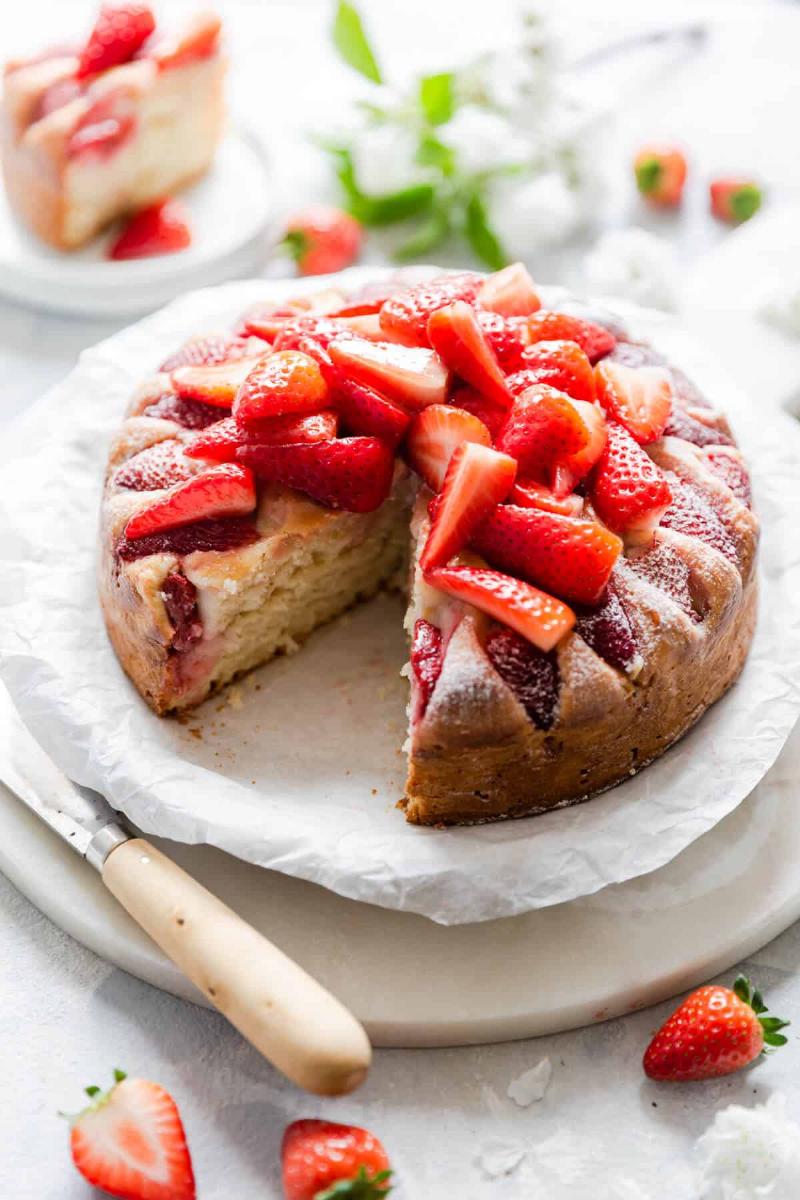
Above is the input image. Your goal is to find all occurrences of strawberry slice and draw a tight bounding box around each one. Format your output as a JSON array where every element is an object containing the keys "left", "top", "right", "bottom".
[
  {"left": 420, "top": 443, "right": 516, "bottom": 572},
  {"left": 509, "top": 480, "right": 584, "bottom": 518},
  {"left": 478, "top": 263, "right": 541, "bottom": 317},
  {"left": 526, "top": 311, "right": 616, "bottom": 364},
  {"left": 496, "top": 385, "right": 590, "bottom": 483},
  {"left": 471, "top": 505, "right": 622, "bottom": 607},
  {"left": 518, "top": 340, "right": 595, "bottom": 402},
  {"left": 108, "top": 199, "right": 192, "bottom": 260},
  {"left": 124, "top": 463, "right": 256, "bottom": 540},
  {"left": 329, "top": 337, "right": 449, "bottom": 410},
  {"left": 554, "top": 399, "right": 608, "bottom": 495},
  {"left": 427, "top": 301, "right": 512, "bottom": 411},
  {"left": 271, "top": 316, "right": 349, "bottom": 352},
  {"left": 476, "top": 310, "right": 529, "bottom": 371},
  {"left": 172, "top": 356, "right": 265, "bottom": 409},
  {"left": 379, "top": 273, "right": 482, "bottom": 346},
  {"left": 485, "top": 626, "right": 559, "bottom": 729},
  {"left": 405, "top": 404, "right": 492, "bottom": 492},
  {"left": 77, "top": 2, "right": 156, "bottom": 78},
  {"left": 594, "top": 360, "right": 672, "bottom": 445},
  {"left": 589, "top": 422, "right": 672, "bottom": 540},
  {"left": 185, "top": 412, "right": 338, "bottom": 462},
  {"left": 114, "top": 439, "right": 196, "bottom": 490},
  {"left": 410, "top": 618, "right": 444, "bottom": 721},
  {"left": 237, "top": 437, "right": 394, "bottom": 513},
  {"left": 449, "top": 386, "right": 507, "bottom": 439},
  {"left": 426, "top": 565, "right": 575, "bottom": 653},
  {"left": 69, "top": 1071, "right": 195, "bottom": 1200},
  {"left": 160, "top": 334, "right": 254, "bottom": 373},
  {"left": 149, "top": 12, "right": 222, "bottom": 70},
  {"left": 233, "top": 351, "right": 329, "bottom": 429}
]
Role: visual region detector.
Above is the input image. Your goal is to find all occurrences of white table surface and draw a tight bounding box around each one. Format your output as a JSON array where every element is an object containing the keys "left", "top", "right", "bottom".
[{"left": 2, "top": 1, "right": 800, "bottom": 1196}]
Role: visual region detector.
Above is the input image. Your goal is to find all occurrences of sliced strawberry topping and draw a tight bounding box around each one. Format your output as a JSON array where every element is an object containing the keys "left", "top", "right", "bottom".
[
  {"left": 420, "top": 443, "right": 516, "bottom": 572},
  {"left": 426, "top": 565, "right": 575, "bottom": 653},
  {"left": 141, "top": 392, "right": 223, "bottom": 430},
  {"left": 448, "top": 385, "right": 507, "bottom": 439},
  {"left": 427, "top": 301, "right": 511, "bottom": 411},
  {"left": 410, "top": 618, "right": 443, "bottom": 721},
  {"left": 660, "top": 478, "right": 738, "bottom": 562},
  {"left": 595, "top": 360, "right": 673, "bottom": 445},
  {"left": 625, "top": 540, "right": 701, "bottom": 622},
  {"left": 406, "top": 404, "right": 492, "bottom": 492},
  {"left": 379, "top": 273, "right": 482, "bottom": 346},
  {"left": 472, "top": 505, "right": 622, "bottom": 607},
  {"left": 518, "top": 340, "right": 596, "bottom": 403},
  {"left": 574, "top": 586, "right": 639, "bottom": 674},
  {"left": 496, "top": 385, "right": 590, "bottom": 484},
  {"left": 68, "top": 92, "right": 136, "bottom": 160},
  {"left": 108, "top": 199, "right": 192, "bottom": 261},
  {"left": 552, "top": 399, "right": 608, "bottom": 496},
  {"left": 114, "top": 439, "right": 196, "bottom": 490},
  {"left": 272, "top": 317, "right": 352, "bottom": 353},
  {"left": 526, "top": 311, "right": 616, "bottom": 364},
  {"left": 662, "top": 405, "right": 733, "bottom": 448},
  {"left": 160, "top": 334, "right": 253, "bottom": 373},
  {"left": 590, "top": 423, "right": 672, "bottom": 540},
  {"left": 509, "top": 480, "right": 584, "bottom": 517},
  {"left": 477, "top": 263, "right": 541, "bottom": 317},
  {"left": 329, "top": 337, "right": 449, "bottom": 410},
  {"left": 237, "top": 437, "right": 394, "bottom": 513},
  {"left": 172, "top": 357, "right": 264, "bottom": 409},
  {"left": 232, "top": 351, "right": 328, "bottom": 429},
  {"left": 116, "top": 516, "right": 259, "bottom": 561},
  {"left": 476, "top": 311, "right": 528, "bottom": 371},
  {"left": 77, "top": 2, "right": 156, "bottom": 78},
  {"left": 703, "top": 447, "right": 751, "bottom": 507},
  {"left": 149, "top": 11, "right": 221, "bottom": 70},
  {"left": 161, "top": 572, "right": 202, "bottom": 652},
  {"left": 124, "top": 463, "right": 256, "bottom": 540},
  {"left": 185, "top": 412, "right": 338, "bottom": 462},
  {"left": 333, "top": 377, "right": 411, "bottom": 445},
  {"left": 485, "top": 625, "right": 559, "bottom": 728}
]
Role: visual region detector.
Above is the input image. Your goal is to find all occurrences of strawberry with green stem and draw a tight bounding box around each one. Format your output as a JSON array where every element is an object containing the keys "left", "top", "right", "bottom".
[
  {"left": 710, "top": 178, "right": 763, "bottom": 224},
  {"left": 282, "top": 206, "right": 363, "bottom": 276},
  {"left": 634, "top": 144, "right": 687, "bottom": 207},
  {"left": 282, "top": 1118, "right": 392, "bottom": 1199}
]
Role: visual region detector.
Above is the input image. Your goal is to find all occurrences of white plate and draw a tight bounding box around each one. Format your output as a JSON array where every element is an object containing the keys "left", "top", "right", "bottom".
[{"left": 0, "top": 129, "right": 273, "bottom": 318}]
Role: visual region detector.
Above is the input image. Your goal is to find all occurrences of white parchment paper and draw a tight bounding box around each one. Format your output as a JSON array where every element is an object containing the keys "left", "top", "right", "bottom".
[{"left": 0, "top": 269, "right": 798, "bottom": 925}]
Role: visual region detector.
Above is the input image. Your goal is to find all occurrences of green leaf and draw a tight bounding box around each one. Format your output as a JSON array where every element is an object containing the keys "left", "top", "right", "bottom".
[
  {"left": 332, "top": 147, "right": 434, "bottom": 226},
  {"left": 464, "top": 191, "right": 507, "bottom": 270},
  {"left": 416, "top": 133, "right": 455, "bottom": 175},
  {"left": 112, "top": 1069, "right": 127, "bottom": 1083},
  {"left": 84, "top": 1086, "right": 101, "bottom": 1099},
  {"left": 393, "top": 204, "right": 452, "bottom": 262},
  {"left": 315, "top": 1165, "right": 393, "bottom": 1199},
  {"left": 730, "top": 184, "right": 762, "bottom": 223},
  {"left": 332, "top": 1, "right": 382, "bottom": 84},
  {"left": 419, "top": 72, "right": 455, "bottom": 125},
  {"left": 635, "top": 156, "right": 663, "bottom": 196}
]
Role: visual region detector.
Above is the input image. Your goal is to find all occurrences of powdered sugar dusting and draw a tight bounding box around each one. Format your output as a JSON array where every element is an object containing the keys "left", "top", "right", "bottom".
[{"left": 624, "top": 540, "right": 700, "bottom": 623}]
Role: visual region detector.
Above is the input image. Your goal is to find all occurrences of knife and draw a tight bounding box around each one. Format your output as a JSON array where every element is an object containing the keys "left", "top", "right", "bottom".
[{"left": 0, "top": 685, "right": 370, "bottom": 1096}]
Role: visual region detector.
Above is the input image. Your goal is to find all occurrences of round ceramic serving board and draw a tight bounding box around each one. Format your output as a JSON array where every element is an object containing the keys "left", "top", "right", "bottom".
[
  {"left": 0, "top": 129, "right": 272, "bottom": 318},
  {"left": 1, "top": 720, "right": 798, "bottom": 1048}
]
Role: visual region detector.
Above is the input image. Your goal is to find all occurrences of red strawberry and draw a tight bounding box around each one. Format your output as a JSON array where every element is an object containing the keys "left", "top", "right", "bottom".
[
  {"left": 124, "top": 463, "right": 256, "bottom": 540},
  {"left": 237, "top": 299, "right": 314, "bottom": 342},
  {"left": 426, "top": 565, "right": 575, "bottom": 653},
  {"left": 406, "top": 404, "right": 492, "bottom": 492},
  {"left": 379, "top": 273, "right": 482, "bottom": 346},
  {"left": 160, "top": 334, "right": 254, "bottom": 373},
  {"left": 471, "top": 505, "right": 622, "bottom": 606},
  {"left": 476, "top": 310, "right": 528, "bottom": 371},
  {"left": 710, "top": 177, "right": 763, "bottom": 224},
  {"left": 478, "top": 262, "right": 541, "bottom": 317},
  {"left": 36, "top": 77, "right": 85, "bottom": 121},
  {"left": 554, "top": 399, "right": 608, "bottom": 495},
  {"left": 68, "top": 92, "right": 136, "bottom": 161},
  {"left": 509, "top": 480, "right": 583, "bottom": 518},
  {"left": 185, "top": 412, "right": 338, "bottom": 463},
  {"left": 77, "top": 2, "right": 156, "bottom": 78},
  {"left": 282, "top": 1119, "right": 391, "bottom": 1200},
  {"left": 69, "top": 1070, "right": 195, "bottom": 1200},
  {"left": 410, "top": 619, "right": 443, "bottom": 721},
  {"left": 634, "top": 145, "right": 688, "bottom": 207},
  {"left": 643, "top": 975, "right": 789, "bottom": 1082},
  {"left": 449, "top": 385, "right": 507, "bottom": 439},
  {"left": 149, "top": 11, "right": 221, "bottom": 70},
  {"left": 172, "top": 356, "right": 265, "bottom": 409},
  {"left": 590, "top": 422, "right": 672, "bottom": 540},
  {"left": 495, "top": 385, "right": 589, "bottom": 483},
  {"left": 420, "top": 443, "right": 516, "bottom": 572},
  {"left": 427, "top": 301, "right": 512, "bottom": 410},
  {"left": 703, "top": 446, "right": 752, "bottom": 507},
  {"left": 518, "top": 340, "right": 595, "bottom": 403},
  {"left": 525, "top": 311, "right": 616, "bottom": 364},
  {"left": 114, "top": 439, "right": 196, "bottom": 490},
  {"left": 595, "top": 360, "right": 672, "bottom": 445},
  {"left": 117, "top": 517, "right": 258, "bottom": 561},
  {"left": 108, "top": 199, "right": 192, "bottom": 261},
  {"left": 335, "top": 376, "right": 411, "bottom": 445},
  {"left": 237, "top": 437, "right": 394, "bottom": 513},
  {"left": 282, "top": 205, "right": 363, "bottom": 276},
  {"left": 141, "top": 393, "right": 224, "bottom": 431},
  {"left": 233, "top": 351, "right": 329, "bottom": 429},
  {"left": 485, "top": 626, "right": 559, "bottom": 729},
  {"left": 329, "top": 337, "right": 449, "bottom": 410}
]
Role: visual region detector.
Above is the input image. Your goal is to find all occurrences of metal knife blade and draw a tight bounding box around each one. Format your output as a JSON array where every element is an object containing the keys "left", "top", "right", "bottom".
[{"left": 0, "top": 683, "right": 128, "bottom": 869}]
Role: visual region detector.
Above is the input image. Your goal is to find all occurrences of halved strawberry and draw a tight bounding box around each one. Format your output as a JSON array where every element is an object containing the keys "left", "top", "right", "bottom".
[
  {"left": 237, "top": 291, "right": 345, "bottom": 340},
  {"left": 478, "top": 263, "right": 541, "bottom": 317},
  {"left": 270, "top": 316, "right": 349, "bottom": 353},
  {"left": 329, "top": 337, "right": 449, "bottom": 410},
  {"left": 509, "top": 480, "right": 584, "bottom": 518},
  {"left": 594, "top": 360, "right": 672, "bottom": 444},
  {"left": 405, "top": 404, "right": 492, "bottom": 491},
  {"left": 160, "top": 333, "right": 255, "bottom": 373},
  {"left": 427, "top": 302, "right": 512, "bottom": 410},
  {"left": 420, "top": 443, "right": 516, "bottom": 572},
  {"left": 77, "top": 2, "right": 156, "bottom": 78},
  {"left": 471, "top": 504, "right": 622, "bottom": 606},
  {"left": 124, "top": 463, "right": 256, "bottom": 540},
  {"left": 379, "top": 273, "right": 482, "bottom": 346},
  {"left": 634, "top": 145, "right": 687, "bottom": 208},
  {"left": 293, "top": 335, "right": 410, "bottom": 445},
  {"left": 476, "top": 310, "right": 528, "bottom": 371},
  {"left": 410, "top": 618, "right": 443, "bottom": 721},
  {"left": 426, "top": 565, "right": 575, "bottom": 653},
  {"left": 172, "top": 356, "right": 265, "bottom": 409},
  {"left": 149, "top": 11, "right": 221, "bottom": 70},
  {"left": 114, "top": 439, "right": 196, "bottom": 490},
  {"left": 185, "top": 412, "right": 338, "bottom": 462},
  {"left": 108, "top": 199, "right": 192, "bottom": 261},
  {"left": 496, "top": 385, "right": 590, "bottom": 483},
  {"left": 233, "top": 351, "right": 329, "bottom": 429},
  {"left": 554, "top": 399, "right": 608, "bottom": 495},
  {"left": 589, "top": 421, "right": 672, "bottom": 540},
  {"left": 69, "top": 1071, "right": 195, "bottom": 1200},
  {"left": 236, "top": 437, "right": 394, "bottom": 512},
  {"left": 525, "top": 311, "right": 616, "bottom": 364},
  {"left": 518, "top": 340, "right": 595, "bottom": 402},
  {"left": 710, "top": 177, "right": 762, "bottom": 224},
  {"left": 449, "top": 386, "right": 507, "bottom": 439}
]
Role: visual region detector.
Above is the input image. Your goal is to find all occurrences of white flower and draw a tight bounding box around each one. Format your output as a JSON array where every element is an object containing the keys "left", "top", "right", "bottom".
[
  {"left": 489, "top": 171, "right": 581, "bottom": 258},
  {"left": 507, "top": 1056, "right": 552, "bottom": 1106},
  {"left": 439, "top": 105, "right": 530, "bottom": 175},
  {"left": 584, "top": 227, "right": 679, "bottom": 311},
  {"left": 697, "top": 1093, "right": 800, "bottom": 1199},
  {"left": 349, "top": 123, "right": 430, "bottom": 197}
]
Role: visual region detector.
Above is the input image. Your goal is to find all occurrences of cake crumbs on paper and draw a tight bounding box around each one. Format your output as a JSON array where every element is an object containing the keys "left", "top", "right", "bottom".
[
  {"left": 507, "top": 1056, "right": 552, "bottom": 1107},
  {"left": 189, "top": 727, "right": 203, "bottom": 741}
]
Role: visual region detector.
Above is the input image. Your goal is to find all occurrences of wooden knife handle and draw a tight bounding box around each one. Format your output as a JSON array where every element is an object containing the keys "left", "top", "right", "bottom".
[{"left": 102, "top": 838, "right": 371, "bottom": 1096}]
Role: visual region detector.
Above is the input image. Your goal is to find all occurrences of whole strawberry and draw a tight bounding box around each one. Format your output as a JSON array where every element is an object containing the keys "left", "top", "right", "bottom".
[
  {"left": 710, "top": 177, "right": 763, "bottom": 224},
  {"left": 283, "top": 206, "right": 363, "bottom": 276},
  {"left": 282, "top": 1118, "right": 392, "bottom": 1199},
  {"left": 634, "top": 144, "right": 687, "bottom": 208},
  {"left": 644, "top": 975, "right": 789, "bottom": 1082}
]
